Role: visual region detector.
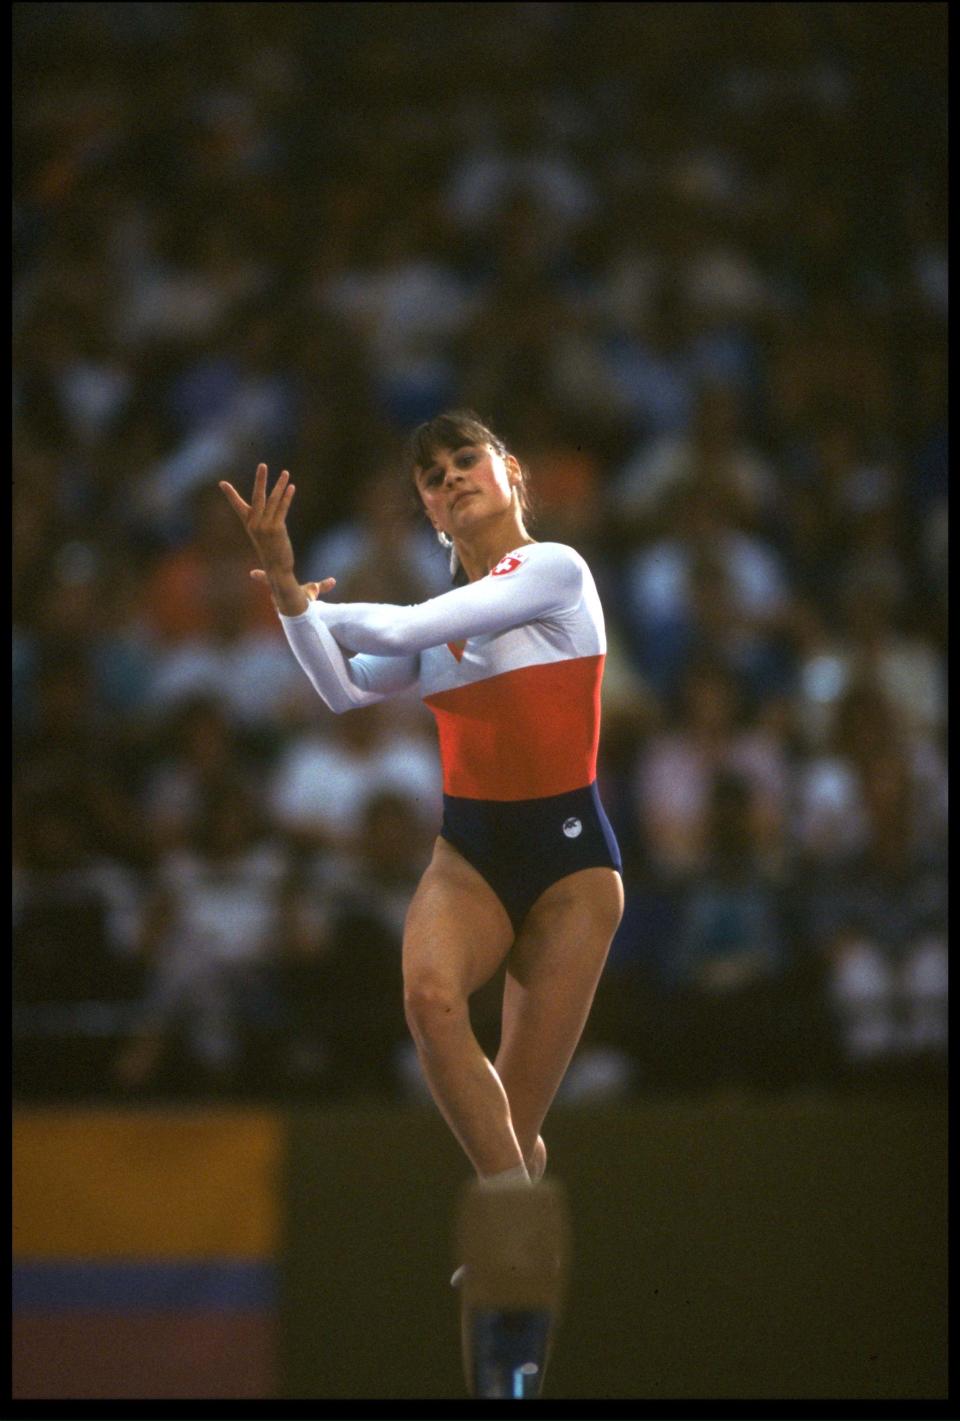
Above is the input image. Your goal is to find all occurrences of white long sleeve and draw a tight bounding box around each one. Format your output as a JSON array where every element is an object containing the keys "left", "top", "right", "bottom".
[
  {"left": 307, "top": 542, "right": 584, "bottom": 657},
  {"left": 279, "top": 601, "right": 419, "bottom": 713}
]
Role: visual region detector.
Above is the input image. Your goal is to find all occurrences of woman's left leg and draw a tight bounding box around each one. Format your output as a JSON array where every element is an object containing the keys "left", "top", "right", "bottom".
[{"left": 494, "top": 867, "right": 624, "bottom": 1166}]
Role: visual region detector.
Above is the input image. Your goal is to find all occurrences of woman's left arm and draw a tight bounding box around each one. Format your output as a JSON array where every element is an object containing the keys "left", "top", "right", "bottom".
[{"left": 313, "top": 543, "right": 584, "bottom": 656}]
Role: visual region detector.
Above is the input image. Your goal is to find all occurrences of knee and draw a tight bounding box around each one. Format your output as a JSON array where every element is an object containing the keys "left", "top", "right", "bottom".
[{"left": 403, "top": 973, "right": 467, "bottom": 1040}]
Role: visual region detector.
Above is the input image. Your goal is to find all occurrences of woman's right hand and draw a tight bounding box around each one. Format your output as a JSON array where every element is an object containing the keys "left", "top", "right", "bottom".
[
  {"left": 219, "top": 463, "right": 298, "bottom": 577},
  {"left": 219, "top": 464, "right": 336, "bottom": 614}
]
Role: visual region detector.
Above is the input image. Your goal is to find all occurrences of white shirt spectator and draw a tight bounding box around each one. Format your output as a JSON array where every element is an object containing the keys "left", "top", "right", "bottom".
[
  {"left": 268, "top": 726, "right": 442, "bottom": 844},
  {"left": 625, "top": 528, "right": 788, "bottom": 626},
  {"left": 615, "top": 431, "right": 776, "bottom": 525},
  {"left": 445, "top": 145, "right": 595, "bottom": 233},
  {"left": 146, "top": 630, "right": 305, "bottom": 729},
  {"left": 320, "top": 245, "right": 473, "bottom": 385},
  {"left": 898, "top": 936, "right": 948, "bottom": 1052},
  {"left": 306, "top": 521, "right": 450, "bottom": 601},
  {"left": 829, "top": 936, "right": 896, "bottom": 1061},
  {"left": 157, "top": 843, "right": 287, "bottom": 965},
  {"left": 635, "top": 728, "right": 787, "bottom": 876},
  {"left": 794, "top": 738, "right": 947, "bottom": 864}
]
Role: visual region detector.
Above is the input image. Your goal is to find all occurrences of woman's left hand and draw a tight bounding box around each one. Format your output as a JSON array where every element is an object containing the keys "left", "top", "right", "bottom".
[{"left": 249, "top": 572, "right": 337, "bottom": 600}]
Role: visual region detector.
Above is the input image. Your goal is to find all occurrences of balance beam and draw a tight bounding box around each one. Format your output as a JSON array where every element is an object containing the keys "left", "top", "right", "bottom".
[{"left": 455, "top": 1178, "right": 571, "bottom": 1399}]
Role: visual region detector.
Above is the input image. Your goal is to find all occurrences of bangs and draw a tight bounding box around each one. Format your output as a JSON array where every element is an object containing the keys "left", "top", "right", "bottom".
[{"left": 406, "top": 411, "right": 504, "bottom": 478}]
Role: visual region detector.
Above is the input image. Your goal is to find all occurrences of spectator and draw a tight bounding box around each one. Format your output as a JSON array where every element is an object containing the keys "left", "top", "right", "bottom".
[
  {"left": 267, "top": 699, "right": 442, "bottom": 858},
  {"left": 14, "top": 792, "right": 143, "bottom": 1014},
  {"left": 794, "top": 681, "right": 946, "bottom": 868},
  {"left": 140, "top": 695, "right": 249, "bottom": 854},
  {"left": 598, "top": 281, "right": 700, "bottom": 444},
  {"left": 113, "top": 780, "right": 291, "bottom": 1094},
  {"left": 840, "top": 582, "right": 946, "bottom": 744},
  {"left": 141, "top": 484, "right": 280, "bottom": 643},
  {"left": 803, "top": 737, "right": 947, "bottom": 1079},
  {"left": 319, "top": 210, "right": 470, "bottom": 428},
  {"left": 614, "top": 379, "right": 777, "bottom": 536},
  {"left": 143, "top": 557, "right": 305, "bottom": 731},
  {"left": 897, "top": 933, "right": 948, "bottom": 1066},
  {"left": 633, "top": 659, "right": 788, "bottom": 880},
  {"left": 303, "top": 461, "right": 450, "bottom": 604},
  {"left": 668, "top": 772, "right": 788, "bottom": 1091},
  {"left": 515, "top": 403, "right": 607, "bottom": 549},
  {"left": 444, "top": 99, "right": 596, "bottom": 238},
  {"left": 279, "top": 790, "right": 426, "bottom": 1096},
  {"left": 619, "top": 475, "right": 791, "bottom": 702},
  {"left": 15, "top": 644, "right": 150, "bottom": 868}
]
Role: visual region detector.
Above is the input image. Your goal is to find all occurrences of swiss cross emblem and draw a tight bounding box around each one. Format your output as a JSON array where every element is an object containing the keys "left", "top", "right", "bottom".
[{"left": 491, "top": 552, "right": 525, "bottom": 577}]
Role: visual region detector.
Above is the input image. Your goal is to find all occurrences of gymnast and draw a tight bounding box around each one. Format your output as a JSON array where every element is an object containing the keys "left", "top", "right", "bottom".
[{"left": 220, "top": 411, "right": 623, "bottom": 1199}]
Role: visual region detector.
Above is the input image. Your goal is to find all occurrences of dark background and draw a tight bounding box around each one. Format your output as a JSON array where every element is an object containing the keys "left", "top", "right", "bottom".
[
  {"left": 283, "top": 1099, "right": 947, "bottom": 1398},
  {"left": 13, "top": 0, "right": 947, "bottom": 1108}
]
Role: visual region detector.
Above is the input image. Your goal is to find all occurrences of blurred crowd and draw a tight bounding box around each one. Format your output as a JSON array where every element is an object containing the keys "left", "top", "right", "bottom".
[{"left": 13, "top": 3, "right": 947, "bottom": 1101}]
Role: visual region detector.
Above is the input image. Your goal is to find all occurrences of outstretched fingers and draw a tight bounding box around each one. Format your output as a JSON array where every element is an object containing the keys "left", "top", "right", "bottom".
[
  {"left": 253, "top": 467, "right": 296, "bottom": 529},
  {"left": 220, "top": 465, "right": 296, "bottom": 529},
  {"left": 275, "top": 478, "right": 296, "bottom": 521},
  {"left": 219, "top": 481, "right": 251, "bottom": 519},
  {"left": 264, "top": 468, "right": 290, "bottom": 512},
  {"left": 302, "top": 577, "right": 337, "bottom": 599},
  {"left": 250, "top": 572, "right": 337, "bottom": 600},
  {"left": 252, "top": 462, "right": 268, "bottom": 513}
]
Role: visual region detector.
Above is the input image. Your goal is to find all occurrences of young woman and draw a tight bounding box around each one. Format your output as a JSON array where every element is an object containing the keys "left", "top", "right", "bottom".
[{"left": 220, "top": 411, "right": 623, "bottom": 1189}]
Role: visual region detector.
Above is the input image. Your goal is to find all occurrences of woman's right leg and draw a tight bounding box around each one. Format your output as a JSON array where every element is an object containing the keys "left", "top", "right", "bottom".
[{"left": 402, "top": 837, "right": 524, "bottom": 1178}]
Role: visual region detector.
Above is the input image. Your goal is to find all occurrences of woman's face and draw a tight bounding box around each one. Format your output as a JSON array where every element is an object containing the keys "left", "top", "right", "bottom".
[{"left": 415, "top": 443, "right": 520, "bottom": 539}]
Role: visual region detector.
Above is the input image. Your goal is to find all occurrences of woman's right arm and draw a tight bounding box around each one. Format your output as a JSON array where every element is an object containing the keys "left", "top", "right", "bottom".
[
  {"left": 218, "top": 464, "right": 418, "bottom": 710},
  {"left": 280, "top": 600, "right": 419, "bottom": 712}
]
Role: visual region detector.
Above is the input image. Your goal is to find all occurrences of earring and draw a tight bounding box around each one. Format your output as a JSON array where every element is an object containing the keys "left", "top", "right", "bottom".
[{"left": 436, "top": 528, "right": 458, "bottom": 577}]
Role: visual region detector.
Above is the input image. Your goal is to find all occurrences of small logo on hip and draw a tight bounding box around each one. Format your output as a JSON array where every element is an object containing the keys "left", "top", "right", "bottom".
[{"left": 562, "top": 817, "right": 583, "bottom": 839}]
